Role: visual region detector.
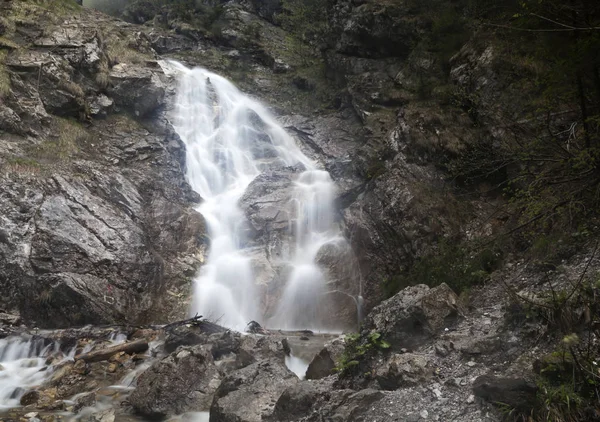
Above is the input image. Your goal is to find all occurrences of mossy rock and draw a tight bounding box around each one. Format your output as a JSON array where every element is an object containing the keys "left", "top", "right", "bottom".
[{"left": 533, "top": 352, "right": 575, "bottom": 384}]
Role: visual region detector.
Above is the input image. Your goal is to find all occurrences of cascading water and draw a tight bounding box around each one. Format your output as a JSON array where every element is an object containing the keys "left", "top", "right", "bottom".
[
  {"left": 172, "top": 64, "right": 349, "bottom": 331},
  {"left": 0, "top": 337, "right": 66, "bottom": 409}
]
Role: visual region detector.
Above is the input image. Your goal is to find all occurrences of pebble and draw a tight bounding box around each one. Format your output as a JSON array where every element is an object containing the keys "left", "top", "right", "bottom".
[
  {"left": 432, "top": 388, "right": 443, "bottom": 400},
  {"left": 420, "top": 409, "right": 429, "bottom": 419},
  {"left": 467, "top": 361, "right": 476, "bottom": 367},
  {"left": 24, "top": 413, "right": 38, "bottom": 419},
  {"left": 467, "top": 394, "right": 475, "bottom": 404}
]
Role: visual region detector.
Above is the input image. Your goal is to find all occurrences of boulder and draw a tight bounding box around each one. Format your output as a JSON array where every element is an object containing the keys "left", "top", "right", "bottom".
[
  {"left": 271, "top": 379, "right": 335, "bottom": 422},
  {"left": 363, "top": 283, "right": 461, "bottom": 350},
  {"left": 305, "top": 337, "right": 345, "bottom": 380},
  {"left": 73, "top": 392, "right": 96, "bottom": 413},
  {"left": 129, "top": 345, "right": 221, "bottom": 419},
  {"left": 375, "top": 353, "right": 433, "bottom": 390},
  {"left": 20, "top": 390, "right": 40, "bottom": 406},
  {"left": 164, "top": 325, "right": 207, "bottom": 354},
  {"left": 210, "top": 359, "right": 298, "bottom": 422},
  {"left": 473, "top": 375, "right": 537, "bottom": 412}
]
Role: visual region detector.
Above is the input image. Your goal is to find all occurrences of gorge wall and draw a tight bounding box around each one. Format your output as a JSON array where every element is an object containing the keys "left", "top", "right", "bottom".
[{"left": 0, "top": 0, "right": 539, "bottom": 326}]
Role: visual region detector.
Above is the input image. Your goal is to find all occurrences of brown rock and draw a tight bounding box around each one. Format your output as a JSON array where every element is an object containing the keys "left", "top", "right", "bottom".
[{"left": 20, "top": 390, "right": 40, "bottom": 406}]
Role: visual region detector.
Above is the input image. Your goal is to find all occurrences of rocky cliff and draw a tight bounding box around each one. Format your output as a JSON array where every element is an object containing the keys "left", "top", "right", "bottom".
[
  {"left": 1, "top": 0, "right": 599, "bottom": 420},
  {"left": 0, "top": 1, "right": 205, "bottom": 327}
]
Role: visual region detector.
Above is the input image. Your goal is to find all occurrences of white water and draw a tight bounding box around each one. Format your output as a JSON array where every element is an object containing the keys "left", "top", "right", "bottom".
[
  {"left": 284, "top": 354, "right": 309, "bottom": 380},
  {"left": 0, "top": 337, "right": 69, "bottom": 409},
  {"left": 172, "top": 64, "right": 346, "bottom": 331}
]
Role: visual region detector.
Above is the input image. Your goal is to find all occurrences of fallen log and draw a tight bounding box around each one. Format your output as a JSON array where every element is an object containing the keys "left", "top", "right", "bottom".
[{"left": 74, "top": 339, "right": 149, "bottom": 363}]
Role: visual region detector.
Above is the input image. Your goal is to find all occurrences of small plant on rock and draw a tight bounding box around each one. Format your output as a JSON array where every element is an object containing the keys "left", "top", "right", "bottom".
[{"left": 334, "top": 331, "right": 390, "bottom": 376}]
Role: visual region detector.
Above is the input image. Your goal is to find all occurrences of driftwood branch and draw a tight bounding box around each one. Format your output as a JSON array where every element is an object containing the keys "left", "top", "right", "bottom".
[
  {"left": 162, "top": 314, "right": 228, "bottom": 334},
  {"left": 74, "top": 339, "right": 149, "bottom": 363}
]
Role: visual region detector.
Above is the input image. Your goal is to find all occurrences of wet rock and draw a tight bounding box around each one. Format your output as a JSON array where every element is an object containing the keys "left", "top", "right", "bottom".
[
  {"left": 164, "top": 325, "right": 207, "bottom": 354},
  {"left": 211, "top": 359, "right": 298, "bottom": 422},
  {"left": 473, "top": 375, "right": 537, "bottom": 412},
  {"left": 20, "top": 390, "right": 40, "bottom": 406},
  {"left": 364, "top": 283, "right": 461, "bottom": 350},
  {"left": 305, "top": 337, "right": 344, "bottom": 380},
  {"left": 0, "top": 312, "right": 21, "bottom": 326},
  {"left": 108, "top": 63, "right": 165, "bottom": 117},
  {"left": 129, "top": 345, "right": 221, "bottom": 419},
  {"left": 240, "top": 170, "right": 296, "bottom": 235},
  {"left": 246, "top": 320, "right": 267, "bottom": 334},
  {"left": 73, "top": 392, "right": 96, "bottom": 413},
  {"left": 209, "top": 331, "right": 243, "bottom": 360},
  {"left": 375, "top": 353, "right": 433, "bottom": 390},
  {"left": 81, "top": 408, "right": 115, "bottom": 422}
]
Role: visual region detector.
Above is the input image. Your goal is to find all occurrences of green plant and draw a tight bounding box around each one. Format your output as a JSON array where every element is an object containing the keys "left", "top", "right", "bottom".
[
  {"left": 334, "top": 331, "right": 391, "bottom": 376},
  {"left": 506, "top": 245, "right": 600, "bottom": 420},
  {"left": 384, "top": 241, "right": 502, "bottom": 298},
  {"left": 279, "top": 0, "right": 328, "bottom": 42},
  {"left": 0, "top": 51, "right": 10, "bottom": 97},
  {"left": 30, "top": 118, "right": 90, "bottom": 162}
]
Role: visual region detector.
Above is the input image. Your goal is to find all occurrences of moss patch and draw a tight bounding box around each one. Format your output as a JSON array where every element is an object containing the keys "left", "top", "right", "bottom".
[
  {"left": 0, "top": 51, "right": 10, "bottom": 97},
  {"left": 30, "top": 118, "right": 90, "bottom": 162}
]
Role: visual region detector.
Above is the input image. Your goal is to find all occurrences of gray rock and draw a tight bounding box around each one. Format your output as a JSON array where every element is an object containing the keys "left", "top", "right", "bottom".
[
  {"left": 108, "top": 63, "right": 165, "bottom": 117},
  {"left": 73, "top": 392, "right": 96, "bottom": 413},
  {"left": 364, "top": 284, "right": 461, "bottom": 350},
  {"left": 0, "top": 105, "right": 22, "bottom": 134},
  {"left": 271, "top": 379, "right": 335, "bottom": 422},
  {"left": 473, "top": 375, "right": 537, "bottom": 412},
  {"left": 210, "top": 359, "right": 297, "bottom": 422},
  {"left": 81, "top": 409, "right": 115, "bottom": 422},
  {"left": 129, "top": 345, "right": 221, "bottom": 418},
  {"left": 20, "top": 390, "right": 40, "bottom": 406},
  {"left": 375, "top": 353, "right": 433, "bottom": 390},
  {"left": 305, "top": 337, "right": 345, "bottom": 380}
]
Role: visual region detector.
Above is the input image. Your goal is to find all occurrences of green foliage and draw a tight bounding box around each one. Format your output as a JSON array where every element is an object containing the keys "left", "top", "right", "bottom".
[
  {"left": 279, "top": 0, "right": 328, "bottom": 42},
  {"left": 334, "top": 331, "right": 390, "bottom": 376},
  {"left": 506, "top": 261, "right": 600, "bottom": 420},
  {"left": 30, "top": 118, "right": 90, "bottom": 162},
  {"left": 383, "top": 241, "right": 501, "bottom": 298},
  {"left": 0, "top": 51, "right": 10, "bottom": 98},
  {"left": 448, "top": 0, "right": 600, "bottom": 249}
]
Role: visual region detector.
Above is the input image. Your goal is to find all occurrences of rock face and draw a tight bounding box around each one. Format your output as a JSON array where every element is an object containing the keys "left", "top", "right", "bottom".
[
  {"left": 129, "top": 345, "right": 221, "bottom": 418},
  {"left": 0, "top": 5, "right": 205, "bottom": 327},
  {"left": 364, "top": 283, "right": 461, "bottom": 350}
]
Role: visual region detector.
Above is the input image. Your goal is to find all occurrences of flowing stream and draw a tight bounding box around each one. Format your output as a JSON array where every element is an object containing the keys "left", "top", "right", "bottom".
[
  {"left": 0, "top": 337, "right": 68, "bottom": 409},
  {"left": 172, "top": 64, "right": 347, "bottom": 331}
]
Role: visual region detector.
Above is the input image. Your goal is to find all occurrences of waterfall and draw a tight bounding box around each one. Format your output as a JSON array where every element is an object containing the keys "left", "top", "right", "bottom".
[
  {"left": 172, "top": 64, "right": 349, "bottom": 331},
  {"left": 0, "top": 337, "right": 66, "bottom": 408}
]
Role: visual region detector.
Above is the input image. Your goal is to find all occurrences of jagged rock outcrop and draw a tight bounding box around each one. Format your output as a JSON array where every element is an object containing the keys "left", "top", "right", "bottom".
[
  {"left": 211, "top": 359, "right": 298, "bottom": 422},
  {"left": 129, "top": 345, "right": 221, "bottom": 418},
  {"left": 0, "top": 4, "right": 205, "bottom": 327}
]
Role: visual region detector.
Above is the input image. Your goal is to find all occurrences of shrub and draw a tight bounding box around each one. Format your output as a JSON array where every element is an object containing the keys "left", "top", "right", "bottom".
[{"left": 383, "top": 241, "right": 502, "bottom": 298}]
